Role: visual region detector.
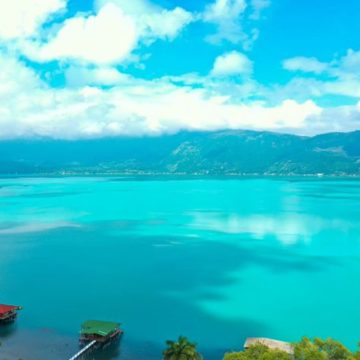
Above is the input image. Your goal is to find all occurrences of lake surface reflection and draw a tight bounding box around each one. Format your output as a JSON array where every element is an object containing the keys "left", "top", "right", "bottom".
[{"left": 0, "top": 177, "right": 359, "bottom": 359}]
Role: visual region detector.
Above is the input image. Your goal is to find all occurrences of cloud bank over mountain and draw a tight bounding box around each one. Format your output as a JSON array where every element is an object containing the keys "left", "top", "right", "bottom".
[{"left": 0, "top": 0, "right": 359, "bottom": 139}]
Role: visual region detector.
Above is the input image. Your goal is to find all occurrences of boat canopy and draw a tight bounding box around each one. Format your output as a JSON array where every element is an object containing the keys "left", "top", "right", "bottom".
[
  {"left": 0, "top": 304, "right": 21, "bottom": 315},
  {"left": 81, "top": 320, "right": 120, "bottom": 337}
]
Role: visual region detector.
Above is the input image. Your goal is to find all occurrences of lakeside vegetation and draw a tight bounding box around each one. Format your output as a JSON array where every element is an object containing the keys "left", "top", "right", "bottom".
[
  {"left": 163, "top": 336, "right": 360, "bottom": 360},
  {"left": 163, "top": 336, "right": 203, "bottom": 360},
  {"left": 2, "top": 335, "right": 360, "bottom": 359}
]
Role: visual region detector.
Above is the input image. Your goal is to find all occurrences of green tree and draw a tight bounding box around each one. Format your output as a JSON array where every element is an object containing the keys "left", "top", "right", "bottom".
[
  {"left": 294, "top": 337, "right": 358, "bottom": 360},
  {"left": 223, "top": 344, "right": 291, "bottom": 360},
  {"left": 223, "top": 337, "right": 360, "bottom": 360},
  {"left": 314, "top": 338, "right": 353, "bottom": 360},
  {"left": 354, "top": 343, "right": 360, "bottom": 360},
  {"left": 163, "top": 336, "right": 202, "bottom": 360},
  {"left": 223, "top": 351, "right": 247, "bottom": 360},
  {"left": 294, "top": 337, "right": 327, "bottom": 360}
]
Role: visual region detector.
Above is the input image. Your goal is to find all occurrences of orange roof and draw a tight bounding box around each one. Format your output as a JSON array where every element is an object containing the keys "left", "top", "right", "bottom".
[{"left": 0, "top": 304, "right": 20, "bottom": 315}]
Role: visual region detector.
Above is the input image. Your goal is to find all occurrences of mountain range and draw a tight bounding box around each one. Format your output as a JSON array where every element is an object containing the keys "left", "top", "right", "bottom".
[{"left": 0, "top": 130, "right": 359, "bottom": 176}]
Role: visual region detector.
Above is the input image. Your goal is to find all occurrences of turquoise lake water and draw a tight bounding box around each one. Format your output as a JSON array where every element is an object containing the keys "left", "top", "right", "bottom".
[{"left": 0, "top": 177, "right": 359, "bottom": 359}]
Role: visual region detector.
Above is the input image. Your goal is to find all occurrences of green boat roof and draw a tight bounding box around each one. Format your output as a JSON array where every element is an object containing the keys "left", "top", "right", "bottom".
[{"left": 81, "top": 320, "right": 120, "bottom": 337}]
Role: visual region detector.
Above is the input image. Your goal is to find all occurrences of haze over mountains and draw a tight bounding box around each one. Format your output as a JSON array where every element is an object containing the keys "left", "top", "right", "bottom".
[{"left": 0, "top": 130, "right": 359, "bottom": 176}]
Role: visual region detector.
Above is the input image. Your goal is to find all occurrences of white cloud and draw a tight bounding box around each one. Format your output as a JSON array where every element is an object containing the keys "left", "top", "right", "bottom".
[
  {"left": 336, "top": 49, "right": 360, "bottom": 77},
  {"left": 268, "top": 76, "right": 360, "bottom": 103},
  {"left": 0, "top": 0, "right": 65, "bottom": 40},
  {"left": 279, "top": 50, "right": 360, "bottom": 100},
  {"left": 95, "top": 0, "right": 156, "bottom": 15},
  {"left": 201, "top": 0, "right": 267, "bottom": 48},
  {"left": 283, "top": 57, "right": 328, "bottom": 74},
  {"left": 250, "top": 0, "right": 271, "bottom": 20},
  {"left": 24, "top": 3, "right": 137, "bottom": 65},
  {"left": 65, "top": 66, "right": 130, "bottom": 87},
  {"left": 204, "top": 0, "right": 247, "bottom": 21},
  {"left": 284, "top": 50, "right": 360, "bottom": 79},
  {"left": 211, "top": 51, "right": 253, "bottom": 77},
  {"left": 140, "top": 7, "right": 193, "bottom": 41},
  {"left": 2, "top": 48, "right": 360, "bottom": 140},
  {"left": 96, "top": 0, "right": 193, "bottom": 41},
  {"left": 23, "top": 0, "right": 193, "bottom": 65},
  {"left": 203, "top": 0, "right": 248, "bottom": 44},
  {"left": 0, "top": 51, "right": 328, "bottom": 139},
  {"left": 305, "top": 102, "right": 360, "bottom": 134},
  {"left": 0, "top": 54, "right": 41, "bottom": 94},
  {"left": 0, "top": 1, "right": 358, "bottom": 141}
]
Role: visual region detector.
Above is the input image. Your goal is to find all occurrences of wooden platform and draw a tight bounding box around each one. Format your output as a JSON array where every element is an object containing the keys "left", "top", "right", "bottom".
[
  {"left": 68, "top": 340, "right": 97, "bottom": 360},
  {"left": 244, "top": 337, "right": 294, "bottom": 354}
]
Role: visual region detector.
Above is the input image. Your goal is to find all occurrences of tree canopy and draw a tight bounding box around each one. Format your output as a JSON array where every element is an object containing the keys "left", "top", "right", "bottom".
[
  {"left": 223, "top": 338, "right": 360, "bottom": 360},
  {"left": 163, "top": 336, "right": 203, "bottom": 360},
  {"left": 224, "top": 343, "right": 291, "bottom": 360},
  {"left": 294, "top": 338, "right": 360, "bottom": 360}
]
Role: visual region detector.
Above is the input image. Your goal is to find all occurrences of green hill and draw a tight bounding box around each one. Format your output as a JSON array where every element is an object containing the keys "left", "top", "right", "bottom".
[{"left": 0, "top": 130, "right": 359, "bottom": 175}]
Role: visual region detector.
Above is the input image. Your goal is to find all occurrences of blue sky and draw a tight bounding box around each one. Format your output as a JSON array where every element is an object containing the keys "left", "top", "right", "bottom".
[{"left": 0, "top": 0, "right": 359, "bottom": 138}]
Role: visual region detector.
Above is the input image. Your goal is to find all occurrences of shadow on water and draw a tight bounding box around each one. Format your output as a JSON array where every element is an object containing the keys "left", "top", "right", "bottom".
[
  {"left": 0, "top": 222, "right": 340, "bottom": 360},
  {"left": 0, "top": 322, "right": 18, "bottom": 339},
  {"left": 88, "top": 337, "right": 122, "bottom": 360},
  {"left": 0, "top": 328, "right": 77, "bottom": 360}
]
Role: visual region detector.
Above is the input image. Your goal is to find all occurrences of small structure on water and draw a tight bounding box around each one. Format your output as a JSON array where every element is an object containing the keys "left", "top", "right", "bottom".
[
  {"left": 68, "top": 320, "right": 123, "bottom": 360},
  {"left": 0, "top": 304, "right": 22, "bottom": 323},
  {"left": 80, "top": 320, "right": 123, "bottom": 344},
  {"left": 244, "top": 337, "right": 294, "bottom": 355}
]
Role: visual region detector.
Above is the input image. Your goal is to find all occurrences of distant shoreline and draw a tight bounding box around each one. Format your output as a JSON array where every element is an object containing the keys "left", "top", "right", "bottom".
[
  {"left": 0, "top": 130, "right": 359, "bottom": 178},
  {"left": 0, "top": 172, "right": 360, "bottom": 179}
]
